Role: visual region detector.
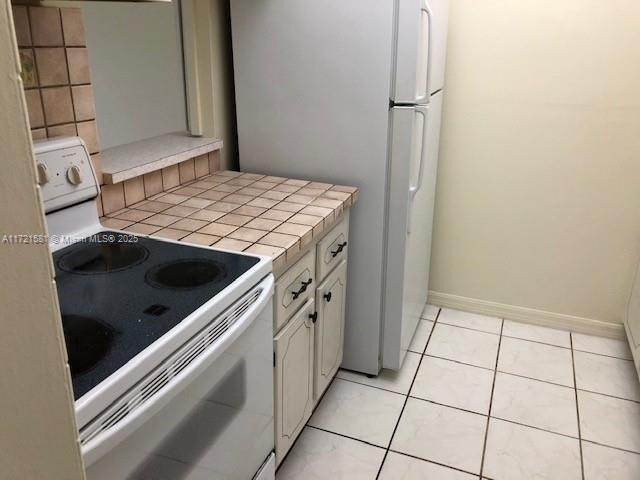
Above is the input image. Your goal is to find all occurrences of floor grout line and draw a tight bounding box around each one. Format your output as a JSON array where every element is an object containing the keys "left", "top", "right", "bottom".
[
  {"left": 478, "top": 318, "right": 504, "bottom": 479},
  {"left": 575, "top": 387, "right": 640, "bottom": 405},
  {"left": 334, "top": 376, "right": 411, "bottom": 397},
  {"left": 305, "top": 424, "right": 387, "bottom": 450},
  {"left": 385, "top": 448, "right": 481, "bottom": 477},
  {"left": 424, "top": 353, "right": 495, "bottom": 372},
  {"left": 572, "top": 348, "right": 634, "bottom": 362},
  {"left": 500, "top": 334, "right": 572, "bottom": 350},
  {"left": 581, "top": 438, "right": 640, "bottom": 456},
  {"left": 405, "top": 395, "right": 486, "bottom": 417},
  {"left": 436, "top": 321, "right": 502, "bottom": 336},
  {"left": 494, "top": 369, "right": 574, "bottom": 389},
  {"left": 489, "top": 415, "right": 579, "bottom": 441},
  {"left": 422, "top": 353, "right": 496, "bottom": 371},
  {"left": 374, "top": 307, "right": 442, "bottom": 479},
  {"left": 570, "top": 333, "right": 586, "bottom": 480},
  {"left": 335, "top": 376, "right": 404, "bottom": 397}
]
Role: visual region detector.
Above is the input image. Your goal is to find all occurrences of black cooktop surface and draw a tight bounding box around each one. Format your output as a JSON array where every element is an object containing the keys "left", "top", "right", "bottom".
[{"left": 53, "top": 231, "right": 260, "bottom": 400}]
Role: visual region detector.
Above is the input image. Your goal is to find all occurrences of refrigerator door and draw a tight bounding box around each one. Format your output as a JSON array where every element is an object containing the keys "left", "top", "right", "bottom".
[
  {"left": 383, "top": 105, "right": 425, "bottom": 370},
  {"left": 383, "top": 92, "right": 443, "bottom": 369},
  {"left": 405, "top": 90, "right": 443, "bottom": 344},
  {"left": 392, "top": 0, "right": 420, "bottom": 103}
]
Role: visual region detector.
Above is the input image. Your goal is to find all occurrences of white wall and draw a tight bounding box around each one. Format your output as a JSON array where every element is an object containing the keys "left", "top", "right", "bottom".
[
  {"left": 430, "top": 0, "right": 640, "bottom": 329},
  {"left": 80, "top": 1, "right": 187, "bottom": 148}
]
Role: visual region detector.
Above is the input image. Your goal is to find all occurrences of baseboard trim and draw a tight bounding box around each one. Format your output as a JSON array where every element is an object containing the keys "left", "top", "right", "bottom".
[{"left": 428, "top": 291, "right": 625, "bottom": 340}]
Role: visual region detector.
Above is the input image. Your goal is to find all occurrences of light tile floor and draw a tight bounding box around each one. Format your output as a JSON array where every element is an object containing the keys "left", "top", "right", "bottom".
[{"left": 276, "top": 307, "right": 640, "bottom": 480}]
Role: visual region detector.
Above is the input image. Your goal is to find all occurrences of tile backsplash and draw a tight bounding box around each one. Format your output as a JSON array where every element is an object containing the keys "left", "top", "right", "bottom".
[
  {"left": 12, "top": 4, "right": 102, "bottom": 182},
  {"left": 99, "top": 151, "right": 221, "bottom": 215}
]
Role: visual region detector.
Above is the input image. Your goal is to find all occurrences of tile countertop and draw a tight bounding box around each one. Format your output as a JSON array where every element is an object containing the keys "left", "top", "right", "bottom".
[{"left": 100, "top": 170, "right": 359, "bottom": 274}]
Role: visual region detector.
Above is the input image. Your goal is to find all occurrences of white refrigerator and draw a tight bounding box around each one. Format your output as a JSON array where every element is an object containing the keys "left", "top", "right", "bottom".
[{"left": 230, "top": 0, "right": 449, "bottom": 373}]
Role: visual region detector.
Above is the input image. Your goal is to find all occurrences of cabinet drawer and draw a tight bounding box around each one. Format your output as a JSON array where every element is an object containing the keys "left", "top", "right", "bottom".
[
  {"left": 316, "top": 211, "right": 350, "bottom": 282},
  {"left": 274, "top": 249, "right": 316, "bottom": 333}
]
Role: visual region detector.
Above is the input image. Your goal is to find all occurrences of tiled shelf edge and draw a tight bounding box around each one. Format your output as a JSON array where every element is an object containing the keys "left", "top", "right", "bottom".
[{"left": 101, "top": 132, "right": 223, "bottom": 184}]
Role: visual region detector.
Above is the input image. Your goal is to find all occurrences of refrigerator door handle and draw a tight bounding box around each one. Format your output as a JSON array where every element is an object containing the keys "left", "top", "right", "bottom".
[
  {"left": 416, "top": 0, "right": 434, "bottom": 104},
  {"left": 409, "top": 105, "right": 429, "bottom": 201}
]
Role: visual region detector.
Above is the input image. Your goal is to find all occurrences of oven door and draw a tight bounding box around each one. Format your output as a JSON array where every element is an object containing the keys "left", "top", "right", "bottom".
[{"left": 83, "top": 275, "right": 274, "bottom": 480}]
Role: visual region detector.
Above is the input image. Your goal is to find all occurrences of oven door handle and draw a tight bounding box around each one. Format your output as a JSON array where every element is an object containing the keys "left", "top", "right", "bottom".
[{"left": 80, "top": 274, "right": 275, "bottom": 467}]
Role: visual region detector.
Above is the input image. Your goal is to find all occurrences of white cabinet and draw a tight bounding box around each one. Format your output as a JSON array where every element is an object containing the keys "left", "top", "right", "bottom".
[
  {"left": 273, "top": 298, "right": 316, "bottom": 463},
  {"left": 314, "top": 260, "right": 347, "bottom": 400},
  {"left": 625, "top": 261, "right": 640, "bottom": 377},
  {"left": 272, "top": 214, "right": 351, "bottom": 463}
]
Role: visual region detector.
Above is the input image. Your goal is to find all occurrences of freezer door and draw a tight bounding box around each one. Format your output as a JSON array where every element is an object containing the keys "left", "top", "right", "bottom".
[
  {"left": 394, "top": 0, "right": 449, "bottom": 103},
  {"left": 383, "top": 93, "right": 443, "bottom": 369},
  {"left": 393, "top": 0, "right": 420, "bottom": 103}
]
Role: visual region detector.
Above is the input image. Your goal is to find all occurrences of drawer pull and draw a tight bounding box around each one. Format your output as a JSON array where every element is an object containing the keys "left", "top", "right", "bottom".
[
  {"left": 309, "top": 312, "right": 318, "bottom": 323},
  {"left": 331, "top": 242, "right": 348, "bottom": 257},
  {"left": 291, "top": 279, "right": 313, "bottom": 300},
  {"left": 324, "top": 291, "right": 332, "bottom": 302}
]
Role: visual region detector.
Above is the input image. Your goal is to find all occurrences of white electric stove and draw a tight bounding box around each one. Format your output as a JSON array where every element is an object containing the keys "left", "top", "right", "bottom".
[{"left": 36, "top": 137, "right": 276, "bottom": 480}]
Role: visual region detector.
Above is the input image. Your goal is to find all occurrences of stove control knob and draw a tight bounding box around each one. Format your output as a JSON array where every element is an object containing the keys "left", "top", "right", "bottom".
[
  {"left": 36, "top": 163, "right": 49, "bottom": 185},
  {"left": 66, "top": 165, "right": 82, "bottom": 185}
]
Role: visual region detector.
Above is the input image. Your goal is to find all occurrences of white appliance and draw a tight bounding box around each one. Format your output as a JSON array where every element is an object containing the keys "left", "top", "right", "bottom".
[
  {"left": 230, "top": 0, "right": 449, "bottom": 372},
  {"left": 37, "top": 137, "right": 276, "bottom": 480}
]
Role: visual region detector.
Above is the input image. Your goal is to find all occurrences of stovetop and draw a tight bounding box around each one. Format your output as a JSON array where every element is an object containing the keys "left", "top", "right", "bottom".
[{"left": 53, "top": 231, "right": 260, "bottom": 400}]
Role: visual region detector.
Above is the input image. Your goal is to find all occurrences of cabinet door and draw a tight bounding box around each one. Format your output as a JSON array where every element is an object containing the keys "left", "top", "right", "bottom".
[
  {"left": 314, "top": 260, "right": 347, "bottom": 400},
  {"left": 274, "top": 298, "right": 315, "bottom": 463}
]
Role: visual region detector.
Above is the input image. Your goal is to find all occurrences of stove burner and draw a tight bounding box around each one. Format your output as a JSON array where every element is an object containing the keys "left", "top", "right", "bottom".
[
  {"left": 57, "top": 242, "right": 148, "bottom": 274},
  {"left": 61, "top": 315, "right": 117, "bottom": 375},
  {"left": 145, "top": 259, "right": 226, "bottom": 289}
]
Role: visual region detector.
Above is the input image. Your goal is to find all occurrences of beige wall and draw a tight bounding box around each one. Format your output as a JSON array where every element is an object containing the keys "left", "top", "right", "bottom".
[
  {"left": 0, "top": 3, "right": 84, "bottom": 478},
  {"left": 430, "top": 0, "right": 640, "bottom": 329}
]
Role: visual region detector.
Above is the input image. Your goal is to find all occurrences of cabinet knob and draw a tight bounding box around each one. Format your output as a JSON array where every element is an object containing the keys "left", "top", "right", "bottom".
[
  {"left": 309, "top": 312, "right": 318, "bottom": 323},
  {"left": 324, "top": 291, "right": 332, "bottom": 302}
]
